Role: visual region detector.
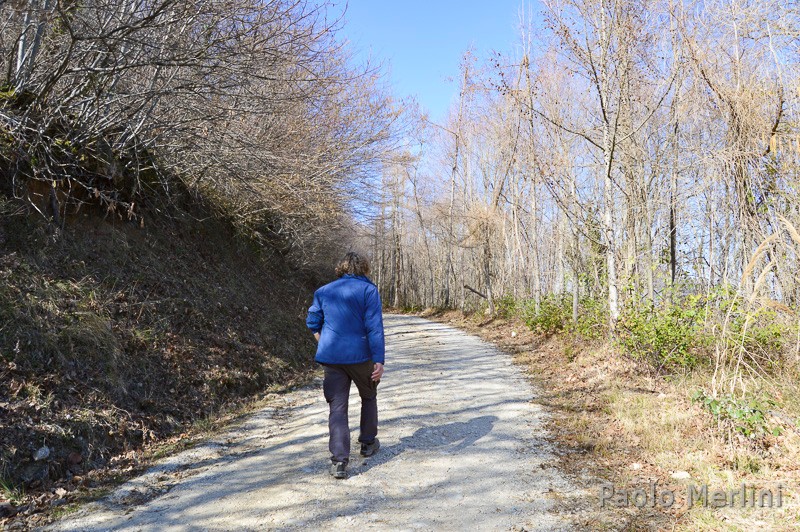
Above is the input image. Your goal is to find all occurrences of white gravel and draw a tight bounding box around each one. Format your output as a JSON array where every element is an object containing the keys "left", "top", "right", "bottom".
[{"left": 48, "top": 315, "right": 579, "bottom": 531}]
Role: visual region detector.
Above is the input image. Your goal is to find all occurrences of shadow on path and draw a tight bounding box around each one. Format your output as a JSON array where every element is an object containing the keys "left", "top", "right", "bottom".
[{"left": 354, "top": 415, "right": 498, "bottom": 474}]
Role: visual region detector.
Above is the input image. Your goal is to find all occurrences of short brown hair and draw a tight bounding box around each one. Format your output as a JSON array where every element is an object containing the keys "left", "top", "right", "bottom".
[{"left": 335, "top": 252, "right": 371, "bottom": 278}]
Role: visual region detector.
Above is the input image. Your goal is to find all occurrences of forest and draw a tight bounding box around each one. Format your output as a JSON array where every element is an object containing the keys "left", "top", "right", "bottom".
[{"left": 368, "top": 0, "right": 800, "bottom": 396}]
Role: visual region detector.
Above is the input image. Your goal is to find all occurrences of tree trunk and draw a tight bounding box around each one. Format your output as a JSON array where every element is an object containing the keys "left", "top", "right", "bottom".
[
  {"left": 483, "top": 224, "right": 495, "bottom": 315},
  {"left": 603, "top": 132, "right": 620, "bottom": 330}
]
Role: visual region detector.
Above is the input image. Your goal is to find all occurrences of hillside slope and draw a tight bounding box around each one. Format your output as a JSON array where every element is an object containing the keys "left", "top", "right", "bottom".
[{"left": 0, "top": 193, "right": 324, "bottom": 519}]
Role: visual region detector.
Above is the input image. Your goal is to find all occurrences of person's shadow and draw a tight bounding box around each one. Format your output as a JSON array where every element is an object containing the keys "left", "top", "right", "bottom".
[{"left": 352, "top": 415, "right": 498, "bottom": 474}]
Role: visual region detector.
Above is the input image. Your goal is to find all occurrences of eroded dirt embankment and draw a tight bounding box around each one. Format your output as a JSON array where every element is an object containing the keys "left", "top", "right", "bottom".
[{"left": 0, "top": 207, "right": 320, "bottom": 526}]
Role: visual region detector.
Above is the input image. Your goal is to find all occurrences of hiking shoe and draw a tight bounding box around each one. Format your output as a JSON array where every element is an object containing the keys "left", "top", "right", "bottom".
[
  {"left": 329, "top": 461, "right": 347, "bottom": 479},
  {"left": 360, "top": 438, "right": 380, "bottom": 457}
]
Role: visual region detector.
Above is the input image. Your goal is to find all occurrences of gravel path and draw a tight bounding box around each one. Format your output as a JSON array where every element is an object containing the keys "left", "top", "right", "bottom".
[{"left": 49, "top": 315, "right": 578, "bottom": 531}]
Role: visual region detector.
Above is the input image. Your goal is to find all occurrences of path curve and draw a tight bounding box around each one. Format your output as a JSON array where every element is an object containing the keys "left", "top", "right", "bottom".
[{"left": 50, "top": 315, "right": 576, "bottom": 531}]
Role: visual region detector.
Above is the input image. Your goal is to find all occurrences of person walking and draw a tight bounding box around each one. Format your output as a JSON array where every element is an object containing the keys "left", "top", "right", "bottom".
[{"left": 306, "top": 252, "right": 385, "bottom": 479}]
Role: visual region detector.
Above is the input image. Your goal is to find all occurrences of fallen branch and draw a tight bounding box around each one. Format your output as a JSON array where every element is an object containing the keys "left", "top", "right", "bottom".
[{"left": 463, "top": 284, "right": 487, "bottom": 299}]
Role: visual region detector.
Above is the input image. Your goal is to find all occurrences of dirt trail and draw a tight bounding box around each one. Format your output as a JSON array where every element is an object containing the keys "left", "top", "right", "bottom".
[{"left": 49, "top": 315, "right": 581, "bottom": 531}]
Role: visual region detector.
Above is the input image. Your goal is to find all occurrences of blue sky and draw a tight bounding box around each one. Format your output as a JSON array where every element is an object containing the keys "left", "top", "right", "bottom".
[{"left": 333, "top": 1, "right": 530, "bottom": 122}]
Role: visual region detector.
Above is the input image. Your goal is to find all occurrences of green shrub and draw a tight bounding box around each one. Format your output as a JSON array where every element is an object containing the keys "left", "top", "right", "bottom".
[
  {"left": 509, "top": 294, "right": 608, "bottom": 339},
  {"left": 724, "top": 308, "right": 791, "bottom": 358},
  {"left": 692, "top": 390, "right": 782, "bottom": 439},
  {"left": 495, "top": 295, "right": 518, "bottom": 319},
  {"left": 520, "top": 295, "right": 571, "bottom": 335},
  {"left": 618, "top": 296, "right": 709, "bottom": 370},
  {"left": 573, "top": 296, "right": 608, "bottom": 340},
  {"left": 705, "top": 285, "right": 796, "bottom": 370}
]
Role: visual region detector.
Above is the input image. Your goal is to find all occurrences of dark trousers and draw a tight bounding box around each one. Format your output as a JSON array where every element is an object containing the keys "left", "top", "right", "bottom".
[{"left": 322, "top": 361, "right": 379, "bottom": 463}]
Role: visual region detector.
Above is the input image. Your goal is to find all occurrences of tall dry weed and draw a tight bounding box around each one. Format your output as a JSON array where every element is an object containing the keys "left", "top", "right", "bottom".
[{"left": 711, "top": 221, "right": 800, "bottom": 398}]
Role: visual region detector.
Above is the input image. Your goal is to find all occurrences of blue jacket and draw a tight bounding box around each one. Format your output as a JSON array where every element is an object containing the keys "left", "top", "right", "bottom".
[{"left": 306, "top": 274, "right": 385, "bottom": 365}]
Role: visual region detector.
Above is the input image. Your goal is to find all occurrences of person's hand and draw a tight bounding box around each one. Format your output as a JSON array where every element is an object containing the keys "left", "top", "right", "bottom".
[{"left": 371, "top": 363, "right": 384, "bottom": 382}]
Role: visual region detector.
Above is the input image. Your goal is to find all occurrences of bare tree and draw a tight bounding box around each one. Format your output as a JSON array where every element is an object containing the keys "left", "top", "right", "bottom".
[{"left": 1, "top": 0, "right": 400, "bottom": 266}]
